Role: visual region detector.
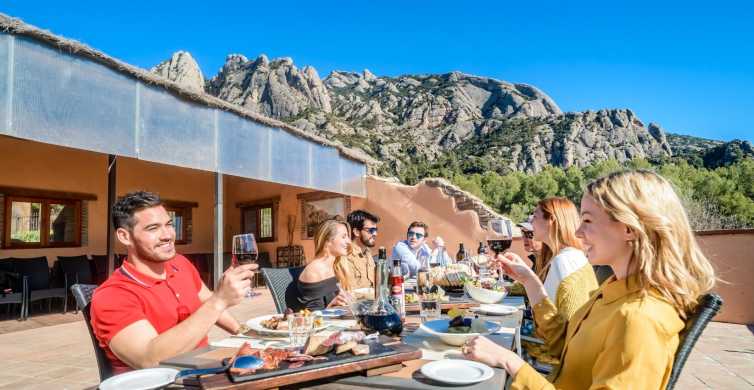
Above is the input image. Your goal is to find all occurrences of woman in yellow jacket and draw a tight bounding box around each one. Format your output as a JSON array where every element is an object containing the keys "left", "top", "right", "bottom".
[{"left": 463, "top": 170, "right": 716, "bottom": 389}]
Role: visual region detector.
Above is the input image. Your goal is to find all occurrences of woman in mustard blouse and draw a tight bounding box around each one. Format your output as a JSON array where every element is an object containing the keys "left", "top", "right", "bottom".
[{"left": 463, "top": 170, "right": 716, "bottom": 389}]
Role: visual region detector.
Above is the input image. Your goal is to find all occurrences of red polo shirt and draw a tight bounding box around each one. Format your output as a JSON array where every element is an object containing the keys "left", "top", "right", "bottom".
[{"left": 90, "top": 254, "right": 208, "bottom": 374}]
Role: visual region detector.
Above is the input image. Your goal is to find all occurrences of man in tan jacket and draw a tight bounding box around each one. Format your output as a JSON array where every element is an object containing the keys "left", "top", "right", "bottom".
[{"left": 344, "top": 210, "right": 380, "bottom": 289}]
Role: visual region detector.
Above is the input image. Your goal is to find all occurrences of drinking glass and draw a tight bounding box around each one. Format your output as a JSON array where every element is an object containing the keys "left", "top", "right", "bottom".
[
  {"left": 419, "top": 295, "right": 441, "bottom": 323},
  {"left": 287, "top": 313, "right": 314, "bottom": 347},
  {"left": 232, "top": 233, "right": 259, "bottom": 297},
  {"left": 487, "top": 219, "right": 513, "bottom": 282}
]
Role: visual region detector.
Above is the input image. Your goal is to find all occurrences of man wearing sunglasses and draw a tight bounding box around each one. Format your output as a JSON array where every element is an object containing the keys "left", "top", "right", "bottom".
[
  {"left": 344, "top": 210, "right": 380, "bottom": 289},
  {"left": 391, "top": 221, "right": 452, "bottom": 277}
]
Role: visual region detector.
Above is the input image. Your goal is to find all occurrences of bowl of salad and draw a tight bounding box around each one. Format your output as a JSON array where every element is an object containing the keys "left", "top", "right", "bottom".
[{"left": 464, "top": 278, "right": 508, "bottom": 304}]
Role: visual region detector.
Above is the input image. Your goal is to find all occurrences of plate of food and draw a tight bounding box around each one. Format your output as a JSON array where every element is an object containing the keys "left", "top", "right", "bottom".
[{"left": 247, "top": 309, "right": 327, "bottom": 336}]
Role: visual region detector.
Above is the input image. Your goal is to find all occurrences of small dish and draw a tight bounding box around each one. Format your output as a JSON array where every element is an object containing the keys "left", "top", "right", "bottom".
[
  {"left": 472, "top": 304, "right": 518, "bottom": 316},
  {"left": 99, "top": 368, "right": 179, "bottom": 390},
  {"left": 420, "top": 359, "right": 494, "bottom": 385}
]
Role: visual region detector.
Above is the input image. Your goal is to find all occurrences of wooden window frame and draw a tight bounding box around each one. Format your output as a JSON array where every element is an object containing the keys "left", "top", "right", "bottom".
[
  {"left": 164, "top": 205, "right": 190, "bottom": 245},
  {"left": 238, "top": 197, "right": 279, "bottom": 243},
  {"left": 162, "top": 200, "right": 197, "bottom": 246},
  {"left": 3, "top": 195, "right": 82, "bottom": 249}
]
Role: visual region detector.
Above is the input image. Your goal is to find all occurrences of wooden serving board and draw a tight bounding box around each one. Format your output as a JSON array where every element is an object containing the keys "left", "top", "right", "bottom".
[
  {"left": 404, "top": 298, "right": 479, "bottom": 313},
  {"left": 195, "top": 342, "right": 422, "bottom": 390}
]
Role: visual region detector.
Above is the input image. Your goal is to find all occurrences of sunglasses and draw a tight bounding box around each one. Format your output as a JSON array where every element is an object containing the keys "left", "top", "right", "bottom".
[
  {"left": 407, "top": 231, "right": 425, "bottom": 239},
  {"left": 523, "top": 231, "right": 534, "bottom": 239},
  {"left": 363, "top": 227, "right": 378, "bottom": 235}
]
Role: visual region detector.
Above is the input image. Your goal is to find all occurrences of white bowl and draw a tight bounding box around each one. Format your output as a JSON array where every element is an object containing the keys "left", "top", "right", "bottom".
[
  {"left": 420, "top": 319, "right": 500, "bottom": 346},
  {"left": 464, "top": 282, "right": 507, "bottom": 304}
]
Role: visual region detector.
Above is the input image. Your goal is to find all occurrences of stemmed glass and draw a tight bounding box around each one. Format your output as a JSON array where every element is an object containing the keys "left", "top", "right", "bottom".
[
  {"left": 487, "top": 219, "right": 513, "bottom": 282},
  {"left": 232, "top": 233, "right": 259, "bottom": 298}
]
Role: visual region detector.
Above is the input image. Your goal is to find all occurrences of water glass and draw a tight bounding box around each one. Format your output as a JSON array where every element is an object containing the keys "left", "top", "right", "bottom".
[
  {"left": 419, "top": 296, "right": 441, "bottom": 323},
  {"left": 288, "top": 314, "right": 314, "bottom": 347}
]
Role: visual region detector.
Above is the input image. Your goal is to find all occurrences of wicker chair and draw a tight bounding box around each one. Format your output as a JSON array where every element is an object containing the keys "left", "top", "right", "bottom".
[
  {"left": 593, "top": 265, "right": 614, "bottom": 285},
  {"left": 71, "top": 283, "right": 113, "bottom": 381},
  {"left": 666, "top": 293, "right": 723, "bottom": 389},
  {"left": 260, "top": 267, "right": 305, "bottom": 314}
]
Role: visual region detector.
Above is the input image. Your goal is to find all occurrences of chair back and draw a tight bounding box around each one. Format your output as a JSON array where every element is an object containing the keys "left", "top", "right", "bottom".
[
  {"left": 10, "top": 257, "right": 51, "bottom": 291},
  {"left": 71, "top": 284, "right": 113, "bottom": 381},
  {"left": 666, "top": 293, "right": 723, "bottom": 390},
  {"left": 261, "top": 267, "right": 305, "bottom": 313},
  {"left": 57, "top": 255, "right": 94, "bottom": 285},
  {"left": 90, "top": 255, "right": 110, "bottom": 285},
  {"left": 593, "top": 265, "right": 614, "bottom": 285}
]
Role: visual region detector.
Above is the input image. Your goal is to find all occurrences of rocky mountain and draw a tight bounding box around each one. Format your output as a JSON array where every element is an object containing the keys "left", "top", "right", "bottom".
[
  {"left": 151, "top": 51, "right": 205, "bottom": 94},
  {"left": 154, "top": 52, "right": 678, "bottom": 175}
]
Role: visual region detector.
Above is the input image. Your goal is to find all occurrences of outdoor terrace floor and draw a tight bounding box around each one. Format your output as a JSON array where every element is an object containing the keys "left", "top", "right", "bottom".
[{"left": 0, "top": 288, "right": 752, "bottom": 389}]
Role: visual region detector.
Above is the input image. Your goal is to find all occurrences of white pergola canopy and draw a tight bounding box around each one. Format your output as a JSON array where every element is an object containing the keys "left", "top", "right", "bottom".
[{"left": 0, "top": 33, "right": 366, "bottom": 197}]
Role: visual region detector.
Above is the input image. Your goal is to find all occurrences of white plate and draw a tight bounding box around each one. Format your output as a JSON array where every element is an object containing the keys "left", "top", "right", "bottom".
[
  {"left": 315, "top": 308, "right": 349, "bottom": 318},
  {"left": 420, "top": 360, "right": 494, "bottom": 385},
  {"left": 472, "top": 304, "right": 518, "bottom": 316},
  {"left": 99, "top": 368, "right": 179, "bottom": 390},
  {"left": 246, "top": 314, "right": 328, "bottom": 336}
]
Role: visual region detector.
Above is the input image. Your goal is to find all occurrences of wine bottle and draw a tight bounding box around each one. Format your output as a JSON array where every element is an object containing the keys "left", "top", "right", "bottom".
[
  {"left": 456, "top": 243, "right": 467, "bottom": 263},
  {"left": 390, "top": 258, "right": 405, "bottom": 319}
]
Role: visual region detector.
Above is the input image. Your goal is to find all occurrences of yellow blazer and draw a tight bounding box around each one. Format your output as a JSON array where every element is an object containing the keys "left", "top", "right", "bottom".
[{"left": 513, "top": 275, "right": 685, "bottom": 390}]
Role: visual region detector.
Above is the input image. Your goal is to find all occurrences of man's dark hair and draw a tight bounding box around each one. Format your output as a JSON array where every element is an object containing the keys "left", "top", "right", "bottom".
[
  {"left": 407, "top": 221, "right": 429, "bottom": 237},
  {"left": 346, "top": 210, "right": 380, "bottom": 237},
  {"left": 112, "top": 191, "right": 163, "bottom": 230}
]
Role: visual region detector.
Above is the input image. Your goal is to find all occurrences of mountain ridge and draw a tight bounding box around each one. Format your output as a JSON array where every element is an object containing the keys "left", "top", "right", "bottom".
[{"left": 151, "top": 51, "right": 737, "bottom": 176}]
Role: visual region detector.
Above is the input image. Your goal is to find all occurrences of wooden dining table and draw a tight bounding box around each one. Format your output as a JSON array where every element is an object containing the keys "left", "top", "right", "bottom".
[{"left": 160, "top": 296, "right": 525, "bottom": 390}]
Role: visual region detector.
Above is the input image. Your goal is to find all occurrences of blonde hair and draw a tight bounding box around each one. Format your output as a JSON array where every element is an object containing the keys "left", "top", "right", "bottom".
[
  {"left": 586, "top": 170, "right": 716, "bottom": 316},
  {"left": 313, "top": 219, "right": 353, "bottom": 291},
  {"left": 535, "top": 197, "right": 583, "bottom": 281}
]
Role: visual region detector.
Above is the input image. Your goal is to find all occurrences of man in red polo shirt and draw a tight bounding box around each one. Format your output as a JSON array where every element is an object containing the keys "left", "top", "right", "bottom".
[{"left": 91, "top": 191, "right": 256, "bottom": 374}]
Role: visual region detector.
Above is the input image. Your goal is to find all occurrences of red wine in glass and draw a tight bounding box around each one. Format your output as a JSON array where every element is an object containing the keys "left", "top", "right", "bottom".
[
  {"left": 487, "top": 239, "right": 512, "bottom": 255},
  {"left": 232, "top": 233, "right": 259, "bottom": 297}
]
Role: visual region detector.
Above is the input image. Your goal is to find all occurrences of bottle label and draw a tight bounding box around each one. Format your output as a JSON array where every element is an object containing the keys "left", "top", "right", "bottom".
[{"left": 390, "top": 285, "right": 405, "bottom": 318}]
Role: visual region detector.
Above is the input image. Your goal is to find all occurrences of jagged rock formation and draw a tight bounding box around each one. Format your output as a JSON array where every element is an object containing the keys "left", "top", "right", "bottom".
[
  {"left": 206, "top": 54, "right": 331, "bottom": 119},
  {"left": 150, "top": 51, "right": 204, "bottom": 94},
  {"left": 152, "top": 51, "right": 677, "bottom": 175}
]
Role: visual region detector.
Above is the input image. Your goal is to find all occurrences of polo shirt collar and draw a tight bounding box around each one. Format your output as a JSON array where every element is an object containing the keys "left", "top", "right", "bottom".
[
  {"left": 119, "top": 257, "right": 180, "bottom": 288},
  {"left": 600, "top": 273, "right": 643, "bottom": 304}
]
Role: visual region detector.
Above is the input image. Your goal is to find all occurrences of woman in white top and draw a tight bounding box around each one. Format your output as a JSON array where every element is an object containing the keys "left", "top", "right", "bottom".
[{"left": 527, "top": 197, "right": 599, "bottom": 359}]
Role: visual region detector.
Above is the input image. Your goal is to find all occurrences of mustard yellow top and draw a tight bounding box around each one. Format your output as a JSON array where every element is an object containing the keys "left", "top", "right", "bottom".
[
  {"left": 512, "top": 275, "right": 685, "bottom": 390},
  {"left": 538, "top": 263, "right": 599, "bottom": 357}
]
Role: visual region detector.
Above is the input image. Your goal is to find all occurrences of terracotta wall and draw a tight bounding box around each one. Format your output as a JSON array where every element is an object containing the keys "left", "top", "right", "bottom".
[
  {"left": 223, "top": 176, "right": 315, "bottom": 265},
  {"left": 0, "top": 137, "right": 109, "bottom": 263},
  {"left": 695, "top": 231, "right": 754, "bottom": 325},
  {"left": 360, "top": 177, "right": 527, "bottom": 260},
  {"left": 115, "top": 157, "right": 216, "bottom": 255}
]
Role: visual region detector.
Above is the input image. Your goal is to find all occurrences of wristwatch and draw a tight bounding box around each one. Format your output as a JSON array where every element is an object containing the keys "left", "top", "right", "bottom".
[{"left": 235, "top": 324, "right": 251, "bottom": 335}]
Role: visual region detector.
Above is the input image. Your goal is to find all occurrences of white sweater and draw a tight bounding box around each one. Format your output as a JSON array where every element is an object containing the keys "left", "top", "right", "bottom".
[{"left": 543, "top": 247, "right": 590, "bottom": 301}]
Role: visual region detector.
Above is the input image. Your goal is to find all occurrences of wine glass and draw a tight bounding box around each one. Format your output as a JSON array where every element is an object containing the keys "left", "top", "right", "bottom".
[
  {"left": 487, "top": 218, "right": 512, "bottom": 281},
  {"left": 232, "top": 233, "right": 259, "bottom": 298}
]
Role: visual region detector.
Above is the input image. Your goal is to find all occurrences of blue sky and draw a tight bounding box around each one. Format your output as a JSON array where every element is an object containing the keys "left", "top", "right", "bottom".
[{"left": 3, "top": 1, "right": 753, "bottom": 142}]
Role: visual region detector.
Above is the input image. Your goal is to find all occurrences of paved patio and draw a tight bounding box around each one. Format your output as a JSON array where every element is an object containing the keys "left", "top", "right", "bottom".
[{"left": 0, "top": 288, "right": 751, "bottom": 389}]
